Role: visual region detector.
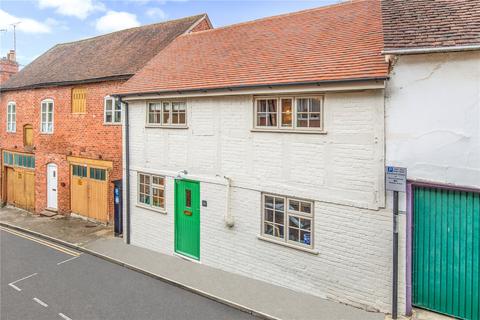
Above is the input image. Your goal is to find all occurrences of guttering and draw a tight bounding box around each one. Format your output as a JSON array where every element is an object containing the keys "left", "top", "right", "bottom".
[
  {"left": 0, "top": 74, "right": 133, "bottom": 93},
  {"left": 382, "top": 44, "right": 480, "bottom": 55},
  {"left": 114, "top": 76, "right": 388, "bottom": 98},
  {"left": 118, "top": 97, "right": 131, "bottom": 244}
]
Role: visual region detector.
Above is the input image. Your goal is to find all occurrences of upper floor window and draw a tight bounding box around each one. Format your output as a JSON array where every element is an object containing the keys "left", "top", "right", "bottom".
[
  {"left": 23, "top": 124, "right": 33, "bottom": 147},
  {"left": 254, "top": 96, "right": 324, "bottom": 132},
  {"left": 7, "top": 102, "right": 16, "bottom": 132},
  {"left": 40, "top": 99, "right": 54, "bottom": 133},
  {"left": 104, "top": 96, "right": 122, "bottom": 124},
  {"left": 147, "top": 101, "right": 186, "bottom": 127},
  {"left": 262, "top": 193, "right": 314, "bottom": 249},
  {"left": 71, "top": 88, "right": 87, "bottom": 113}
]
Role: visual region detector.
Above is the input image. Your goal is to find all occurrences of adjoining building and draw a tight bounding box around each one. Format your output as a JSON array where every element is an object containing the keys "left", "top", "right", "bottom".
[
  {"left": 0, "top": 15, "right": 211, "bottom": 224},
  {"left": 382, "top": 0, "right": 480, "bottom": 319},
  {"left": 115, "top": 1, "right": 399, "bottom": 313}
]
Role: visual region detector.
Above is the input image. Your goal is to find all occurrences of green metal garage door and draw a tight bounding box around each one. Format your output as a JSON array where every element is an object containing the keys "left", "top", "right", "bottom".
[{"left": 413, "top": 186, "right": 480, "bottom": 320}]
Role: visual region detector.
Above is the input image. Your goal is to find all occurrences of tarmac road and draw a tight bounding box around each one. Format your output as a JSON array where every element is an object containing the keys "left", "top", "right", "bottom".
[{"left": 0, "top": 227, "right": 256, "bottom": 320}]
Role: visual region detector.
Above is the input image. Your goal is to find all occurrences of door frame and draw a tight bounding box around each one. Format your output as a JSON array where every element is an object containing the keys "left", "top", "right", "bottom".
[
  {"left": 174, "top": 179, "right": 200, "bottom": 261},
  {"left": 46, "top": 163, "right": 58, "bottom": 210},
  {"left": 406, "top": 180, "right": 480, "bottom": 316}
]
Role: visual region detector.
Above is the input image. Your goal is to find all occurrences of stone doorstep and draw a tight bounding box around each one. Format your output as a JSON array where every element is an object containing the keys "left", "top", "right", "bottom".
[{"left": 39, "top": 210, "right": 58, "bottom": 217}]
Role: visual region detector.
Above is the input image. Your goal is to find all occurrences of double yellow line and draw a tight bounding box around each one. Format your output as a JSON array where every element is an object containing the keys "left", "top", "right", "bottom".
[{"left": 0, "top": 226, "right": 80, "bottom": 257}]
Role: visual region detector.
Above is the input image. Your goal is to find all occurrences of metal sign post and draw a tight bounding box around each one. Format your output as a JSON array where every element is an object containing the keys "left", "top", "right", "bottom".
[{"left": 385, "top": 166, "right": 407, "bottom": 320}]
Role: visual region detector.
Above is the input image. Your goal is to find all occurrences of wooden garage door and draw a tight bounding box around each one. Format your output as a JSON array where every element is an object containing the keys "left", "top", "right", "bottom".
[
  {"left": 3, "top": 151, "right": 35, "bottom": 212},
  {"left": 413, "top": 186, "right": 480, "bottom": 320},
  {"left": 69, "top": 158, "right": 110, "bottom": 223}
]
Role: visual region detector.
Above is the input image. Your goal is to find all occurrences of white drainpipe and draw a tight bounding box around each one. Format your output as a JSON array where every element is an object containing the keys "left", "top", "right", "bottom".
[{"left": 224, "top": 176, "right": 234, "bottom": 228}]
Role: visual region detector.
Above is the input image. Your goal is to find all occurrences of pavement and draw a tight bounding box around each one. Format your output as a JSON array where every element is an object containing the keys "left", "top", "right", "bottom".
[
  {"left": 0, "top": 206, "right": 386, "bottom": 320},
  {"left": 0, "top": 227, "right": 256, "bottom": 320}
]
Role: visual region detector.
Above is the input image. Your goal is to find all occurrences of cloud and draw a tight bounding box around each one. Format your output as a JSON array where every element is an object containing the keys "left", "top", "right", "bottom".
[
  {"left": 38, "top": 0, "right": 105, "bottom": 20},
  {"left": 0, "top": 9, "right": 51, "bottom": 33},
  {"left": 95, "top": 11, "right": 140, "bottom": 33},
  {"left": 146, "top": 7, "right": 167, "bottom": 20}
]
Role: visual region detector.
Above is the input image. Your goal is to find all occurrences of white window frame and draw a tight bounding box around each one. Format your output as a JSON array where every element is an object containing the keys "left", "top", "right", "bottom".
[
  {"left": 104, "top": 96, "right": 122, "bottom": 125},
  {"left": 137, "top": 172, "right": 166, "bottom": 212},
  {"left": 260, "top": 193, "right": 314, "bottom": 250},
  {"left": 6, "top": 101, "right": 16, "bottom": 133},
  {"left": 40, "top": 99, "right": 54, "bottom": 134},
  {"left": 146, "top": 100, "right": 187, "bottom": 128},
  {"left": 253, "top": 95, "right": 324, "bottom": 132}
]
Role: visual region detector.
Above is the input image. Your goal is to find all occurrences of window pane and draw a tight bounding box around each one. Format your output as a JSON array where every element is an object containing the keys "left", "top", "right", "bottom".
[
  {"left": 179, "top": 112, "right": 186, "bottom": 124},
  {"left": 274, "top": 197, "right": 284, "bottom": 211},
  {"left": 114, "top": 111, "right": 122, "bottom": 123},
  {"left": 310, "top": 98, "right": 321, "bottom": 113},
  {"left": 257, "top": 100, "right": 267, "bottom": 112},
  {"left": 264, "top": 209, "right": 274, "bottom": 222},
  {"left": 300, "top": 202, "right": 311, "bottom": 214},
  {"left": 288, "top": 227, "right": 299, "bottom": 242},
  {"left": 265, "top": 196, "right": 274, "bottom": 209},
  {"left": 185, "top": 189, "right": 191, "bottom": 207},
  {"left": 281, "top": 99, "right": 293, "bottom": 127},
  {"left": 273, "top": 224, "right": 284, "bottom": 238},
  {"left": 106, "top": 112, "right": 113, "bottom": 123},
  {"left": 300, "top": 230, "right": 311, "bottom": 245},
  {"left": 264, "top": 223, "right": 273, "bottom": 236},
  {"left": 105, "top": 99, "right": 113, "bottom": 111},
  {"left": 289, "top": 215, "right": 300, "bottom": 227},
  {"left": 297, "top": 99, "right": 308, "bottom": 112},
  {"left": 289, "top": 200, "right": 299, "bottom": 212},
  {"left": 172, "top": 113, "right": 179, "bottom": 124},
  {"left": 274, "top": 211, "right": 284, "bottom": 224}
]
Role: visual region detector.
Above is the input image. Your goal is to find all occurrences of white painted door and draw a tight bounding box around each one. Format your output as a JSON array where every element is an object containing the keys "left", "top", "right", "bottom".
[{"left": 47, "top": 163, "right": 58, "bottom": 210}]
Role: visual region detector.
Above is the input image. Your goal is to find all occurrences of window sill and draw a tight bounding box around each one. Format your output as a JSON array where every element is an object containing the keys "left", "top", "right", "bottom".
[
  {"left": 257, "top": 235, "right": 319, "bottom": 255},
  {"left": 251, "top": 128, "right": 327, "bottom": 134},
  {"left": 145, "top": 125, "right": 188, "bottom": 129},
  {"left": 72, "top": 112, "right": 87, "bottom": 115},
  {"left": 6, "top": 131, "right": 16, "bottom": 134},
  {"left": 136, "top": 203, "right": 167, "bottom": 214},
  {"left": 40, "top": 132, "right": 54, "bottom": 135},
  {"left": 103, "top": 122, "right": 122, "bottom": 126}
]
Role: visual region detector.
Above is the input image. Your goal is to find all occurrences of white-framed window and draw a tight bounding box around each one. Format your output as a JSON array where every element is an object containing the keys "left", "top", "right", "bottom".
[
  {"left": 138, "top": 172, "right": 165, "bottom": 210},
  {"left": 254, "top": 95, "right": 324, "bottom": 131},
  {"left": 7, "top": 101, "right": 16, "bottom": 132},
  {"left": 262, "top": 193, "right": 314, "bottom": 249},
  {"left": 146, "top": 101, "right": 187, "bottom": 127},
  {"left": 104, "top": 96, "right": 122, "bottom": 124},
  {"left": 40, "top": 99, "right": 54, "bottom": 133}
]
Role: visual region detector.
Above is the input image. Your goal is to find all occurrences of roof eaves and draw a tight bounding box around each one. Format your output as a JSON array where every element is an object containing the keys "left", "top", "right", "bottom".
[
  {"left": 382, "top": 44, "right": 480, "bottom": 55},
  {"left": 114, "top": 76, "right": 389, "bottom": 98}
]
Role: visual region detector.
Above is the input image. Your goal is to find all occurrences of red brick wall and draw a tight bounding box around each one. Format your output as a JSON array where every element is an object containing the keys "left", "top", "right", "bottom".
[{"left": 0, "top": 80, "right": 124, "bottom": 221}]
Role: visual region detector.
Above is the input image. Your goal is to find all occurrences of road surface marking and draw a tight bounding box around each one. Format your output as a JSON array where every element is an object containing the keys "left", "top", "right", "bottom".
[
  {"left": 0, "top": 226, "right": 80, "bottom": 256},
  {"left": 8, "top": 272, "right": 38, "bottom": 291},
  {"left": 8, "top": 283, "right": 21, "bottom": 291},
  {"left": 57, "top": 255, "right": 81, "bottom": 265},
  {"left": 59, "top": 313, "right": 73, "bottom": 320},
  {"left": 33, "top": 297, "right": 48, "bottom": 307}
]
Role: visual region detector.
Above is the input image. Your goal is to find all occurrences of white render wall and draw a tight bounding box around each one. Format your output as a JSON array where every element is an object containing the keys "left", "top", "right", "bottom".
[
  {"left": 127, "top": 90, "right": 402, "bottom": 313},
  {"left": 386, "top": 51, "right": 480, "bottom": 195}
]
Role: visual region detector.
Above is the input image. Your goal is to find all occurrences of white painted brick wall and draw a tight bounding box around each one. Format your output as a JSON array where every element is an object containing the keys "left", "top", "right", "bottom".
[{"left": 126, "top": 90, "right": 405, "bottom": 313}]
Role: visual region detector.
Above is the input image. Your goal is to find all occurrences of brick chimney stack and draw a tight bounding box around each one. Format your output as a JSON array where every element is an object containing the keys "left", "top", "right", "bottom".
[{"left": 0, "top": 50, "right": 19, "bottom": 85}]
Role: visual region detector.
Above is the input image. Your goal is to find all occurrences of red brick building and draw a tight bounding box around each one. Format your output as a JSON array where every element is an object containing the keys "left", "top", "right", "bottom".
[
  {"left": 0, "top": 15, "right": 211, "bottom": 223},
  {"left": 0, "top": 50, "right": 19, "bottom": 85}
]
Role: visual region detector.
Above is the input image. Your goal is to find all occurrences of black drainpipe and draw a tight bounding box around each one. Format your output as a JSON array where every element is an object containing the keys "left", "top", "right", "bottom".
[{"left": 119, "top": 97, "right": 131, "bottom": 244}]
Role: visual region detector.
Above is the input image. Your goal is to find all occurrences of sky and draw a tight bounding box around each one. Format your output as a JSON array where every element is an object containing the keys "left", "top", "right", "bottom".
[{"left": 0, "top": 0, "right": 340, "bottom": 68}]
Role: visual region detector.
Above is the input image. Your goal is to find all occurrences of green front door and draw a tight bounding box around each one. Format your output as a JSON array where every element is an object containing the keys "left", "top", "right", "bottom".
[
  {"left": 174, "top": 179, "right": 200, "bottom": 260},
  {"left": 413, "top": 186, "right": 480, "bottom": 320}
]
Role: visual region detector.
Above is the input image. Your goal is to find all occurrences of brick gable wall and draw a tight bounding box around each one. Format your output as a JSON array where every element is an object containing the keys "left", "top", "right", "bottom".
[{"left": 0, "top": 80, "right": 124, "bottom": 219}]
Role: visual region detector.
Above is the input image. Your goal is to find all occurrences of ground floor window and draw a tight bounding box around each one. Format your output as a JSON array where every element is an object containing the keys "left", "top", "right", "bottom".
[
  {"left": 138, "top": 173, "right": 165, "bottom": 210},
  {"left": 262, "top": 193, "right": 314, "bottom": 248},
  {"left": 3, "top": 151, "right": 35, "bottom": 169}
]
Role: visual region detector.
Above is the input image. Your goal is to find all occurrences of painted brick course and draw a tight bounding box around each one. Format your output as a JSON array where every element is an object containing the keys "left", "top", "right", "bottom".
[
  {"left": 126, "top": 89, "right": 406, "bottom": 313},
  {"left": 0, "top": 80, "right": 124, "bottom": 219}
]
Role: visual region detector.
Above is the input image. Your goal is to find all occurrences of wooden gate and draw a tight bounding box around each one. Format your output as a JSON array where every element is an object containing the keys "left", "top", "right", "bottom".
[
  {"left": 68, "top": 157, "right": 111, "bottom": 223},
  {"left": 413, "top": 186, "right": 480, "bottom": 320},
  {"left": 3, "top": 151, "right": 35, "bottom": 212}
]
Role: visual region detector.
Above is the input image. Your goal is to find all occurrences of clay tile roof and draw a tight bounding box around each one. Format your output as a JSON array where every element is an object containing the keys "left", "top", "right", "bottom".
[
  {"left": 116, "top": 0, "right": 388, "bottom": 95},
  {"left": 1, "top": 14, "right": 207, "bottom": 91},
  {"left": 382, "top": 0, "right": 480, "bottom": 52}
]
